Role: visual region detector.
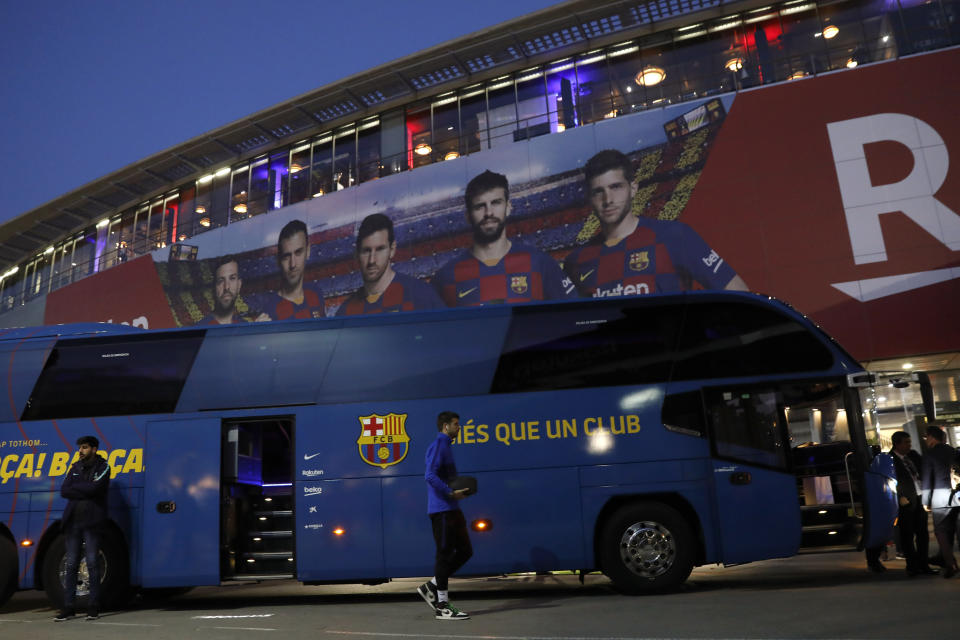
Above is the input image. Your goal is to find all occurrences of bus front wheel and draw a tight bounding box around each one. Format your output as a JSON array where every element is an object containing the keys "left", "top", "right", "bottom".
[
  {"left": 0, "top": 535, "right": 17, "bottom": 608},
  {"left": 599, "top": 502, "right": 694, "bottom": 593},
  {"left": 41, "top": 528, "right": 130, "bottom": 611}
]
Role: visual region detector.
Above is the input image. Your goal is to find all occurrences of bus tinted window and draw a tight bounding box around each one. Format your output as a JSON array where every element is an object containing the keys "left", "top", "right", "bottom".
[
  {"left": 492, "top": 302, "right": 683, "bottom": 393},
  {"left": 21, "top": 331, "right": 204, "bottom": 420},
  {"left": 319, "top": 316, "right": 508, "bottom": 403},
  {"left": 673, "top": 302, "right": 833, "bottom": 380},
  {"left": 178, "top": 327, "right": 338, "bottom": 411},
  {"left": 706, "top": 387, "right": 789, "bottom": 471}
]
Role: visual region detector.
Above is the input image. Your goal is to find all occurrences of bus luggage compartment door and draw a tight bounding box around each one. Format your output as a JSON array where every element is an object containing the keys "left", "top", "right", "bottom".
[{"left": 142, "top": 418, "right": 222, "bottom": 587}]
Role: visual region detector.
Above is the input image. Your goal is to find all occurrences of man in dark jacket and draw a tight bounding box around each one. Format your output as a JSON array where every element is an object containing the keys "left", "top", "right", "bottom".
[
  {"left": 890, "top": 431, "right": 937, "bottom": 575},
  {"left": 417, "top": 411, "right": 472, "bottom": 620},
  {"left": 55, "top": 435, "right": 111, "bottom": 621},
  {"left": 921, "top": 425, "right": 959, "bottom": 579}
]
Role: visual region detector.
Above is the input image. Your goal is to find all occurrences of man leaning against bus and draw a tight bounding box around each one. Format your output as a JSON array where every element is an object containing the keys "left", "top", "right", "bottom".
[
  {"left": 418, "top": 411, "right": 472, "bottom": 620},
  {"left": 55, "top": 436, "right": 110, "bottom": 621}
]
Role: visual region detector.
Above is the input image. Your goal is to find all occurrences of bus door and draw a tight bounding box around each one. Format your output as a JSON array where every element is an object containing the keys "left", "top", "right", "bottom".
[
  {"left": 705, "top": 386, "right": 801, "bottom": 564},
  {"left": 845, "top": 371, "right": 934, "bottom": 550},
  {"left": 142, "top": 418, "right": 221, "bottom": 587}
]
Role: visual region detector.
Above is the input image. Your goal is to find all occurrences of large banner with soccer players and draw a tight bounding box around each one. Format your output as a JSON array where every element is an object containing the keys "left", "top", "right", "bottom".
[{"left": 43, "top": 48, "right": 960, "bottom": 362}]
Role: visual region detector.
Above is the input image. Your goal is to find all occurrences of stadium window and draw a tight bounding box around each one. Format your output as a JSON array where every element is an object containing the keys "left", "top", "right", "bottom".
[
  {"left": 268, "top": 149, "right": 290, "bottom": 209},
  {"left": 310, "top": 135, "right": 333, "bottom": 198},
  {"left": 458, "top": 86, "right": 487, "bottom": 153},
  {"left": 357, "top": 119, "right": 380, "bottom": 183},
  {"left": 288, "top": 142, "right": 311, "bottom": 204},
  {"left": 176, "top": 186, "right": 195, "bottom": 242},
  {"left": 892, "top": 0, "right": 952, "bottom": 55},
  {"left": 379, "top": 108, "right": 406, "bottom": 176},
  {"left": 515, "top": 69, "right": 549, "bottom": 141},
  {"left": 406, "top": 102, "right": 432, "bottom": 169},
  {"left": 574, "top": 52, "right": 611, "bottom": 125},
  {"left": 670, "top": 23, "right": 739, "bottom": 100},
  {"left": 230, "top": 165, "right": 251, "bottom": 223},
  {"left": 607, "top": 45, "right": 645, "bottom": 115},
  {"left": 247, "top": 156, "right": 271, "bottom": 217},
  {"left": 333, "top": 126, "right": 358, "bottom": 191},
  {"left": 545, "top": 59, "right": 577, "bottom": 131},
  {"left": 432, "top": 95, "right": 460, "bottom": 161},
  {"left": 485, "top": 77, "right": 518, "bottom": 148}
]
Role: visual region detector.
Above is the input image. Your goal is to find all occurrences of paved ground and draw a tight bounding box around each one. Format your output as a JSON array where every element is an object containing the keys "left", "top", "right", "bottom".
[{"left": 1, "top": 551, "right": 957, "bottom": 639}]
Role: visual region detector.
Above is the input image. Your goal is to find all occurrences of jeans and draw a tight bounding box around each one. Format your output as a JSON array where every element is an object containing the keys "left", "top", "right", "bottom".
[{"left": 62, "top": 526, "right": 101, "bottom": 611}]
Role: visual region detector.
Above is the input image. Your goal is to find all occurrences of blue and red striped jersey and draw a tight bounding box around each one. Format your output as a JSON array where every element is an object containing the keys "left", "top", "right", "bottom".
[
  {"left": 563, "top": 218, "right": 737, "bottom": 297},
  {"left": 432, "top": 242, "right": 576, "bottom": 307},
  {"left": 335, "top": 272, "right": 444, "bottom": 316},
  {"left": 270, "top": 283, "right": 327, "bottom": 320}
]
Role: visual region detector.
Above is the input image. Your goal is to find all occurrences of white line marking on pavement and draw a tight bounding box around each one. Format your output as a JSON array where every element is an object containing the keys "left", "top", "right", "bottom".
[
  {"left": 323, "top": 634, "right": 845, "bottom": 640},
  {"left": 193, "top": 614, "right": 275, "bottom": 618},
  {"left": 210, "top": 626, "right": 276, "bottom": 631}
]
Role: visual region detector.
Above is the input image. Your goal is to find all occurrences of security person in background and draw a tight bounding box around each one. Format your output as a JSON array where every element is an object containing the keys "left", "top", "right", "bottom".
[
  {"left": 890, "top": 431, "right": 937, "bottom": 575},
  {"left": 55, "top": 435, "right": 110, "bottom": 621}
]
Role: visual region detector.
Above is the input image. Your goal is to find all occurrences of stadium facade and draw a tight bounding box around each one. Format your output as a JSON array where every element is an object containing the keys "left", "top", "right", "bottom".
[{"left": 0, "top": 0, "right": 958, "bottom": 442}]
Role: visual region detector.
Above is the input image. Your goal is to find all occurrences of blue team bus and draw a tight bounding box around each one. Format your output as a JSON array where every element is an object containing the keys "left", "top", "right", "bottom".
[{"left": 0, "top": 291, "right": 911, "bottom": 609}]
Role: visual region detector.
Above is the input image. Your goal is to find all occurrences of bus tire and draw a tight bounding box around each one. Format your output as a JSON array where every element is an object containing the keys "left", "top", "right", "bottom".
[
  {"left": 0, "top": 535, "right": 17, "bottom": 608},
  {"left": 599, "top": 502, "right": 694, "bottom": 593},
  {"left": 41, "top": 528, "right": 130, "bottom": 611}
]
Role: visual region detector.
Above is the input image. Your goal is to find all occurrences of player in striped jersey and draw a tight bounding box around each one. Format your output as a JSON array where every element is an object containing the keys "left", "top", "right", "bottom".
[
  {"left": 336, "top": 213, "right": 444, "bottom": 316},
  {"left": 432, "top": 170, "right": 575, "bottom": 307},
  {"left": 563, "top": 149, "right": 748, "bottom": 297},
  {"left": 269, "top": 219, "right": 326, "bottom": 320}
]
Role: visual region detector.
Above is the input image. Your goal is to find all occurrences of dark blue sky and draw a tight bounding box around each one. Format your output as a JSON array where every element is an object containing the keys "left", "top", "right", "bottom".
[{"left": 0, "top": 0, "right": 558, "bottom": 226}]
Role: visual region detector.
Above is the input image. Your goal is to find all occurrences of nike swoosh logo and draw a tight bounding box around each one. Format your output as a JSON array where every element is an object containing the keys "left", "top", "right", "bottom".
[
  {"left": 579, "top": 269, "right": 595, "bottom": 282},
  {"left": 458, "top": 287, "right": 477, "bottom": 299},
  {"left": 303, "top": 452, "right": 322, "bottom": 460},
  {"left": 831, "top": 268, "right": 960, "bottom": 302}
]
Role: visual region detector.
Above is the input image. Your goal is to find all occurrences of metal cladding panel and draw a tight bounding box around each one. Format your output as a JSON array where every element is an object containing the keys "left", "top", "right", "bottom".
[
  {"left": 146, "top": 156, "right": 199, "bottom": 184},
  {"left": 180, "top": 139, "right": 236, "bottom": 169},
  {"left": 217, "top": 124, "right": 274, "bottom": 155},
  {"left": 256, "top": 108, "right": 317, "bottom": 140},
  {"left": 456, "top": 35, "right": 524, "bottom": 74},
  {"left": 300, "top": 93, "right": 361, "bottom": 123}
]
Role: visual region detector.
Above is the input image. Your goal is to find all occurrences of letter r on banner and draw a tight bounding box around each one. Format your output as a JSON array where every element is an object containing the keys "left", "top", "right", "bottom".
[{"left": 827, "top": 113, "right": 960, "bottom": 264}]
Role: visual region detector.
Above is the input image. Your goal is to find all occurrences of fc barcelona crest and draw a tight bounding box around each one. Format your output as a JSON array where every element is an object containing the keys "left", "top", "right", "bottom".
[
  {"left": 629, "top": 250, "right": 650, "bottom": 272},
  {"left": 510, "top": 274, "right": 529, "bottom": 294},
  {"left": 357, "top": 413, "right": 410, "bottom": 469}
]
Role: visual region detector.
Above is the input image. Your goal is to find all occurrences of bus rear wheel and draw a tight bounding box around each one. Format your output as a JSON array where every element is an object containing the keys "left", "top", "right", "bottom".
[
  {"left": 1, "top": 535, "right": 17, "bottom": 608},
  {"left": 599, "top": 502, "right": 694, "bottom": 593},
  {"left": 41, "top": 529, "right": 129, "bottom": 611}
]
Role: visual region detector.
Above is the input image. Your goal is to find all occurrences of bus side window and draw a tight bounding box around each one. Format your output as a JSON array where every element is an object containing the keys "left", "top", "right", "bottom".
[
  {"left": 661, "top": 390, "right": 706, "bottom": 437},
  {"left": 492, "top": 301, "right": 683, "bottom": 393},
  {"left": 705, "top": 388, "right": 789, "bottom": 471},
  {"left": 673, "top": 301, "right": 834, "bottom": 381}
]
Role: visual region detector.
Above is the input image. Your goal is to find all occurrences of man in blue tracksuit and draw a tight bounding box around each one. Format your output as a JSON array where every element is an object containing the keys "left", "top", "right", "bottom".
[
  {"left": 417, "top": 411, "right": 472, "bottom": 620},
  {"left": 55, "top": 435, "right": 110, "bottom": 621}
]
